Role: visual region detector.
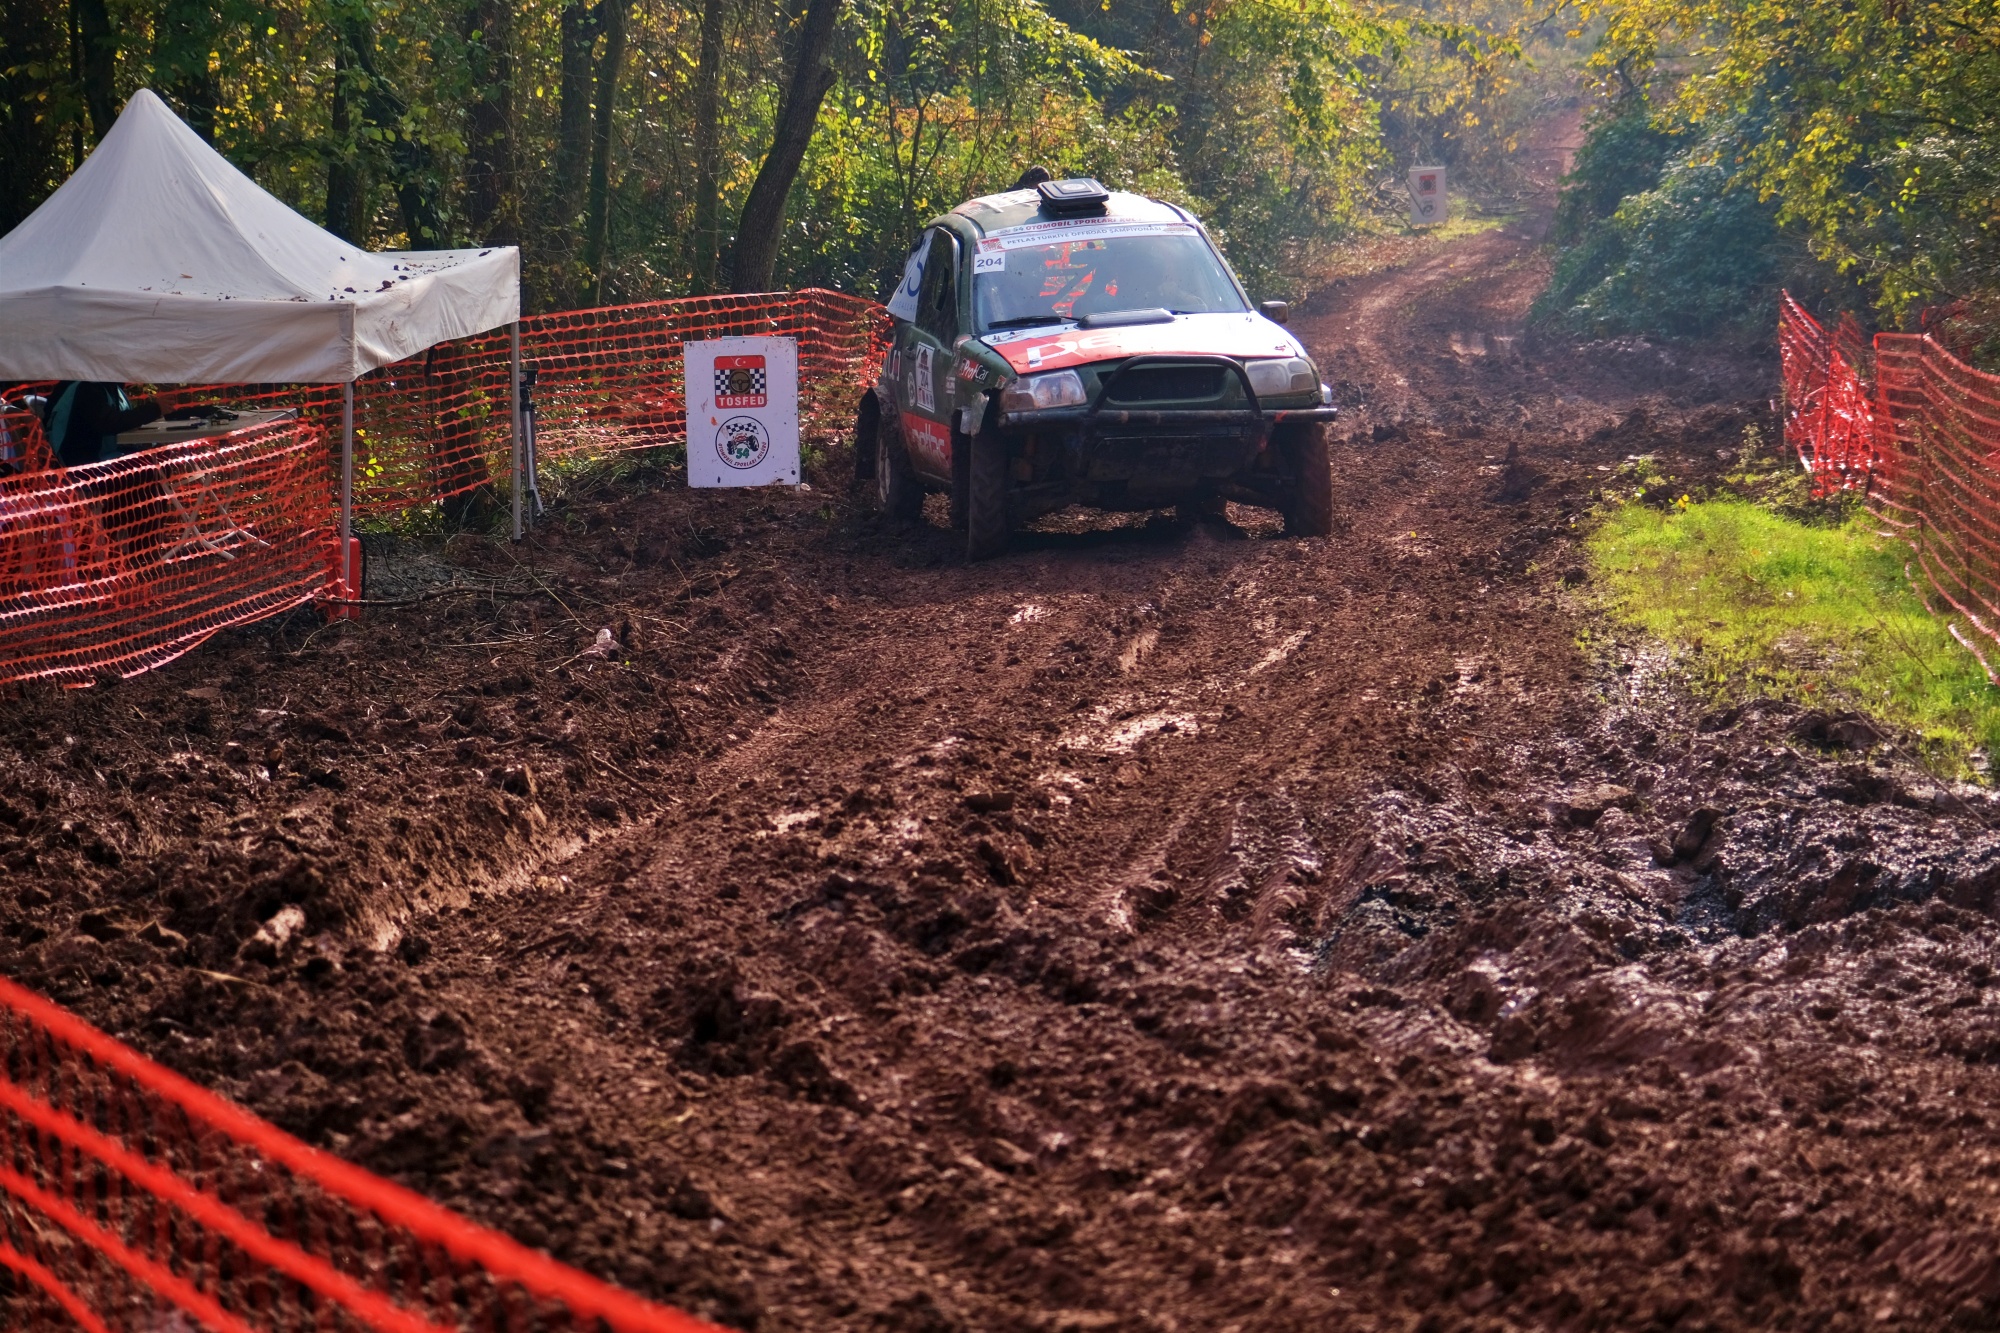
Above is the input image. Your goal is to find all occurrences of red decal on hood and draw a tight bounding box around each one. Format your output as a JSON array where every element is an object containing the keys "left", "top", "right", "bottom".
[{"left": 990, "top": 313, "right": 1302, "bottom": 375}]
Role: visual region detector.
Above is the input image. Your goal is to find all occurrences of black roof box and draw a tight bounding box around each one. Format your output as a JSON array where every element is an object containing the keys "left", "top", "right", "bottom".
[{"left": 1037, "top": 177, "right": 1111, "bottom": 215}]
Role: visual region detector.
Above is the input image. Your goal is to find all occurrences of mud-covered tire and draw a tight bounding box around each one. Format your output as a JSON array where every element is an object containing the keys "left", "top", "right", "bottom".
[
  {"left": 853, "top": 394, "right": 879, "bottom": 483},
  {"left": 965, "top": 431, "right": 1010, "bottom": 560},
  {"left": 1177, "top": 492, "right": 1228, "bottom": 524},
  {"left": 876, "top": 412, "right": 923, "bottom": 522},
  {"left": 949, "top": 429, "right": 970, "bottom": 530},
  {"left": 1279, "top": 422, "right": 1335, "bottom": 537}
]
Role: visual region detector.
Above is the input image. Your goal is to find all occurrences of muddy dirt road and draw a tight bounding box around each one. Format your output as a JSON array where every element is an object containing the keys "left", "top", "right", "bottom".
[{"left": 13, "top": 172, "right": 2000, "bottom": 1332}]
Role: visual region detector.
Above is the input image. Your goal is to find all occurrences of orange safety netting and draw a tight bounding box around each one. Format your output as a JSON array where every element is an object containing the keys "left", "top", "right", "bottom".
[
  {"left": 0, "top": 973, "right": 718, "bottom": 1333},
  {"left": 1779, "top": 291, "right": 1880, "bottom": 493},
  {"left": 0, "top": 409, "right": 339, "bottom": 687},
  {"left": 1782, "top": 292, "right": 2000, "bottom": 647},
  {"left": 0, "top": 288, "right": 888, "bottom": 686},
  {"left": 160, "top": 288, "right": 888, "bottom": 519}
]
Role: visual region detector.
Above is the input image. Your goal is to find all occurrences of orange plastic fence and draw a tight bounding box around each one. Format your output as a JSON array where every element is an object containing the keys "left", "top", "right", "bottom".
[
  {"left": 0, "top": 411, "right": 339, "bottom": 686},
  {"left": 1782, "top": 292, "right": 2000, "bottom": 647},
  {"left": 0, "top": 973, "right": 719, "bottom": 1333},
  {"left": 0, "top": 288, "right": 888, "bottom": 686},
  {"left": 161, "top": 288, "right": 888, "bottom": 519},
  {"left": 1779, "top": 292, "right": 1880, "bottom": 493}
]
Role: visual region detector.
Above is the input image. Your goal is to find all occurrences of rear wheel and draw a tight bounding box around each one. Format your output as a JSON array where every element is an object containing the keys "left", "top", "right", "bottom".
[
  {"left": 1279, "top": 422, "right": 1335, "bottom": 537},
  {"left": 965, "top": 431, "right": 1010, "bottom": 560},
  {"left": 876, "top": 413, "right": 922, "bottom": 522},
  {"left": 853, "top": 395, "right": 879, "bottom": 484}
]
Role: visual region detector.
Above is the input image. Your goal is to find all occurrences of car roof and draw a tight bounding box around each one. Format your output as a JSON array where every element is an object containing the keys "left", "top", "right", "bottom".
[{"left": 942, "top": 188, "right": 1191, "bottom": 238}]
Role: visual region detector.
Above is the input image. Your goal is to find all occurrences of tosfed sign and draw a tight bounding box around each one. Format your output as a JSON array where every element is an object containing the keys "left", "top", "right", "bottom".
[
  {"left": 684, "top": 337, "right": 800, "bottom": 487},
  {"left": 1408, "top": 165, "right": 1447, "bottom": 227}
]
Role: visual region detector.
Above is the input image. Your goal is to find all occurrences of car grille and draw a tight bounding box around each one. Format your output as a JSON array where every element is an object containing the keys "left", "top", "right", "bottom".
[{"left": 1104, "top": 365, "right": 1227, "bottom": 403}]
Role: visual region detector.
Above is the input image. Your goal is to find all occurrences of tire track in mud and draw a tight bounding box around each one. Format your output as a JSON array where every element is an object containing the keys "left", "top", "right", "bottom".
[
  {"left": 249, "top": 211, "right": 1643, "bottom": 1329},
  {"left": 25, "top": 156, "right": 2000, "bottom": 1330}
]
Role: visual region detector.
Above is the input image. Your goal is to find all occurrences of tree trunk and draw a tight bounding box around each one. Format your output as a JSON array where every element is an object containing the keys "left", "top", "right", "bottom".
[
  {"left": 67, "top": 0, "right": 83, "bottom": 167},
  {"left": 159, "top": 0, "right": 219, "bottom": 140},
  {"left": 425, "top": 340, "right": 498, "bottom": 524},
  {"left": 580, "top": 0, "right": 627, "bottom": 305},
  {"left": 337, "top": 13, "right": 448, "bottom": 247},
  {"left": 324, "top": 46, "right": 364, "bottom": 240},
  {"left": 556, "top": 2, "right": 600, "bottom": 225},
  {"left": 728, "top": 0, "right": 841, "bottom": 293},
  {"left": 74, "top": 0, "right": 117, "bottom": 142},
  {"left": 464, "top": 0, "right": 515, "bottom": 245},
  {"left": 689, "top": 0, "right": 727, "bottom": 293},
  {"left": 0, "top": 0, "right": 63, "bottom": 231},
  {"left": 174, "top": 72, "right": 220, "bottom": 141}
]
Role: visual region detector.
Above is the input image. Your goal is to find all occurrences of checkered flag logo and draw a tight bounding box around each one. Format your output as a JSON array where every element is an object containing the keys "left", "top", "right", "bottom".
[
  {"left": 716, "top": 365, "right": 766, "bottom": 398},
  {"left": 714, "top": 355, "right": 769, "bottom": 406}
]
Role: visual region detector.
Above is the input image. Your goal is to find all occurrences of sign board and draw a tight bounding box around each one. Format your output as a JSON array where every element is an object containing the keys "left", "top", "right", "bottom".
[
  {"left": 684, "top": 337, "right": 800, "bottom": 487},
  {"left": 1408, "top": 165, "right": 1447, "bottom": 227}
]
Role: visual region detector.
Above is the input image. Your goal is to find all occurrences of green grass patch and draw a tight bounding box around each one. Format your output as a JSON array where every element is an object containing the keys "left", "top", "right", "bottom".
[
  {"left": 1423, "top": 210, "right": 1516, "bottom": 243},
  {"left": 1589, "top": 497, "right": 2000, "bottom": 777}
]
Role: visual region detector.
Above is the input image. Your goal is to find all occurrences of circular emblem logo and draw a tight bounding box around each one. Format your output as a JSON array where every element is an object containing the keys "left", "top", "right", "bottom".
[{"left": 715, "top": 416, "right": 771, "bottom": 470}]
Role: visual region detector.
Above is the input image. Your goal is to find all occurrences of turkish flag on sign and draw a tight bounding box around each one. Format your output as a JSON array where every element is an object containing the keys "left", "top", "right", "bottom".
[{"left": 714, "top": 354, "right": 769, "bottom": 408}]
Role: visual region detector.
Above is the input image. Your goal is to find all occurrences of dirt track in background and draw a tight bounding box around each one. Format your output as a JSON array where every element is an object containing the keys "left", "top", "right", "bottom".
[{"left": 16, "top": 153, "right": 2000, "bottom": 1331}]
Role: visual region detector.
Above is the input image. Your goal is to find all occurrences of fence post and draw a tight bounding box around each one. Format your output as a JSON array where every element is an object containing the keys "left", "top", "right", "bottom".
[
  {"left": 510, "top": 321, "right": 522, "bottom": 542},
  {"left": 341, "top": 382, "right": 355, "bottom": 597}
]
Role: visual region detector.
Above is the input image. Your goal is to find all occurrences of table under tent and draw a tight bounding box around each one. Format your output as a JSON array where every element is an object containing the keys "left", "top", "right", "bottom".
[{"left": 0, "top": 89, "right": 522, "bottom": 683}]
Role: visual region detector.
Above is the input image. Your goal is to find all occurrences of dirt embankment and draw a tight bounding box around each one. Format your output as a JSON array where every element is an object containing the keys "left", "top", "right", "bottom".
[{"left": 10, "top": 176, "right": 2000, "bottom": 1332}]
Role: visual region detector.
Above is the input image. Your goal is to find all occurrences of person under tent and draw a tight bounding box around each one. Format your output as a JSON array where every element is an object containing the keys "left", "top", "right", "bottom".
[
  {"left": 39, "top": 382, "right": 169, "bottom": 562},
  {"left": 42, "top": 382, "right": 163, "bottom": 467}
]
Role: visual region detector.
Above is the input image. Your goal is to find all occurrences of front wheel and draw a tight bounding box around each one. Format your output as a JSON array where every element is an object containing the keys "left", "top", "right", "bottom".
[
  {"left": 1177, "top": 492, "right": 1228, "bottom": 524},
  {"left": 876, "top": 413, "right": 923, "bottom": 522},
  {"left": 965, "top": 431, "right": 1010, "bottom": 560},
  {"left": 1278, "top": 422, "right": 1335, "bottom": 538}
]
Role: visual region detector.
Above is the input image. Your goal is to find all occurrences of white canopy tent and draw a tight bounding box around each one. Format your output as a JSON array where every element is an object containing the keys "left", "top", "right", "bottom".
[{"left": 0, "top": 88, "right": 528, "bottom": 552}]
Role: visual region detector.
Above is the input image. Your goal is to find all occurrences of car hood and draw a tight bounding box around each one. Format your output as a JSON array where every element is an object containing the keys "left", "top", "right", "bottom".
[{"left": 979, "top": 312, "right": 1306, "bottom": 376}]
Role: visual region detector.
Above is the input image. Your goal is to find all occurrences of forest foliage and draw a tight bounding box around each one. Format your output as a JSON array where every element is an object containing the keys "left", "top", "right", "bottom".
[
  {"left": 0, "top": 0, "right": 1564, "bottom": 312},
  {"left": 1541, "top": 0, "right": 2000, "bottom": 358}
]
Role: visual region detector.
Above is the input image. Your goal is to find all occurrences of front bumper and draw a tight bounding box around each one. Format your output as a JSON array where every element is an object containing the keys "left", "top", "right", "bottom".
[
  {"left": 991, "top": 355, "right": 1337, "bottom": 508},
  {"left": 999, "top": 404, "right": 1338, "bottom": 430}
]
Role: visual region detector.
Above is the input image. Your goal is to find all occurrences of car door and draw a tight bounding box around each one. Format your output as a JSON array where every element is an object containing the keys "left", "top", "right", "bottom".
[{"left": 898, "top": 228, "right": 959, "bottom": 483}]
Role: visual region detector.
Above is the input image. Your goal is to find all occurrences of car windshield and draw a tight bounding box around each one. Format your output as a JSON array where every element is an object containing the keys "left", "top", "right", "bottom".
[{"left": 972, "top": 231, "right": 1246, "bottom": 334}]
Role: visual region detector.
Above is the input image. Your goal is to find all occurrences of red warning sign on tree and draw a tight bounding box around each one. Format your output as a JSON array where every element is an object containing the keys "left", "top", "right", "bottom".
[{"left": 714, "top": 354, "right": 769, "bottom": 408}]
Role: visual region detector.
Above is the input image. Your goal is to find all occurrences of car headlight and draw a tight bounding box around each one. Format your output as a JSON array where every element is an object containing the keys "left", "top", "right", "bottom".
[
  {"left": 1000, "top": 369, "right": 1087, "bottom": 413},
  {"left": 1245, "top": 357, "right": 1318, "bottom": 398}
]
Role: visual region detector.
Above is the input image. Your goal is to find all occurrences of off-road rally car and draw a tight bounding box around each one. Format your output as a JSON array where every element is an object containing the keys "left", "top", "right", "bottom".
[{"left": 855, "top": 176, "right": 1338, "bottom": 558}]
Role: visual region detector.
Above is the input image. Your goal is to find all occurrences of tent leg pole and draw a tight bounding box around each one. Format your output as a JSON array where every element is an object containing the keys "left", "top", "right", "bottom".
[
  {"left": 510, "top": 321, "right": 523, "bottom": 542},
  {"left": 341, "top": 382, "right": 355, "bottom": 603}
]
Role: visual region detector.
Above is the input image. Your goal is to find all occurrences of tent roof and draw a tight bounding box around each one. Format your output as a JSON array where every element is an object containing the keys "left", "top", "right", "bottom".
[{"left": 0, "top": 89, "right": 518, "bottom": 385}]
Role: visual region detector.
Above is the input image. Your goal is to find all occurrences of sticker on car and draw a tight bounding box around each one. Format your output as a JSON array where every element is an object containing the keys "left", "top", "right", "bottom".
[
  {"left": 977, "top": 219, "right": 1198, "bottom": 252},
  {"left": 973, "top": 252, "right": 1006, "bottom": 274},
  {"left": 886, "top": 244, "right": 925, "bottom": 322},
  {"left": 913, "top": 344, "right": 935, "bottom": 412},
  {"left": 901, "top": 412, "right": 951, "bottom": 471}
]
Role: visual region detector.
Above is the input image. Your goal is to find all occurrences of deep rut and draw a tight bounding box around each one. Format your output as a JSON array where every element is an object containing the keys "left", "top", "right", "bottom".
[{"left": 21, "top": 141, "right": 2000, "bottom": 1332}]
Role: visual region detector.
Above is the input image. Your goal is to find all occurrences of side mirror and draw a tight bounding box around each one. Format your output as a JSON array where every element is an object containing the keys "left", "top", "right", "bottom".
[{"left": 1260, "top": 300, "right": 1290, "bottom": 324}]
